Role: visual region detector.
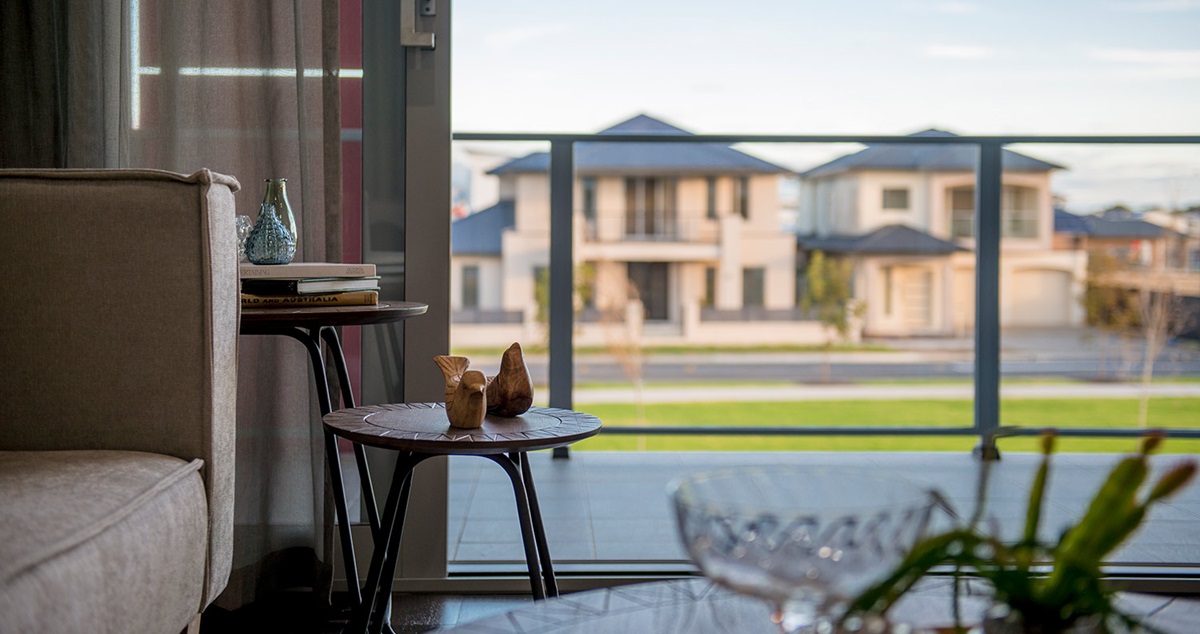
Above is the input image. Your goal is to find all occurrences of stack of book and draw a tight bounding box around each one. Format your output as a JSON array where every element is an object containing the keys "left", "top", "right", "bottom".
[{"left": 240, "top": 262, "right": 381, "bottom": 307}]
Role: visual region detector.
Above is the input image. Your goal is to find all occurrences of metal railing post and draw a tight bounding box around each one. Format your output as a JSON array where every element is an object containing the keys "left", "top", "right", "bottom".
[
  {"left": 974, "top": 141, "right": 1003, "bottom": 460},
  {"left": 548, "top": 140, "right": 575, "bottom": 458}
]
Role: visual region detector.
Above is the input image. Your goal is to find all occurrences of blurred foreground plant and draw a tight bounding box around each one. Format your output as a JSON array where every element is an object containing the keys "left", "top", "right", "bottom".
[{"left": 843, "top": 431, "right": 1196, "bottom": 633}]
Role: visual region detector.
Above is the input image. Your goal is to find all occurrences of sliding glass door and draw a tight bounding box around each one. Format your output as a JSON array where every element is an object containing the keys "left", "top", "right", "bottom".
[{"left": 350, "top": 0, "right": 452, "bottom": 584}]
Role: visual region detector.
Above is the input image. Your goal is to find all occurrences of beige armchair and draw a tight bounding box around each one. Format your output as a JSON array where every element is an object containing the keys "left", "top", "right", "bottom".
[{"left": 0, "top": 169, "right": 240, "bottom": 633}]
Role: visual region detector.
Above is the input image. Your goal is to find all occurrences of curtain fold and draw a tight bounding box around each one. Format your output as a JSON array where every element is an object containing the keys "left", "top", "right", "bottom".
[
  {"left": 0, "top": 0, "right": 129, "bottom": 167},
  {"left": 1, "top": 0, "right": 343, "bottom": 609}
]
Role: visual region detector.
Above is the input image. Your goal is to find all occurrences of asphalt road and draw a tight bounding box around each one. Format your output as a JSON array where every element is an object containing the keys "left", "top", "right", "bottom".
[
  {"left": 530, "top": 358, "right": 1200, "bottom": 384},
  {"left": 511, "top": 329, "right": 1200, "bottom": 384}
]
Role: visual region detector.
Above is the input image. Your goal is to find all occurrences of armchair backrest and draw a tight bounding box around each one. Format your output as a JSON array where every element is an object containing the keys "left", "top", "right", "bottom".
[{"left": 0, "top": 168, "right": 240, "bottom": 604}]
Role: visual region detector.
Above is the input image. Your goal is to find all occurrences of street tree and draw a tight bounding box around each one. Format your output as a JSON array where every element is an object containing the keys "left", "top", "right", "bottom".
[
  {"left": 1136, "top": 289, "right": 1194, "bottom": 427},
  {"left": 1081, "top": 252, "right": 1140, "bottom": 380},
  {"left": 801, "top": 250, "right": 864, "bottom": 382}
]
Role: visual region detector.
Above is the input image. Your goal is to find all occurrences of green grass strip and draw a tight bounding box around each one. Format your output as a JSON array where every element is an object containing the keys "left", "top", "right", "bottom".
[{"left": 570, "top": 397, "right": 1200, "bottom": 453}]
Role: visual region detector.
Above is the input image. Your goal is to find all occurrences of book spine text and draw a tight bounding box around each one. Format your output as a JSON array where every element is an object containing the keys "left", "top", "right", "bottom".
[{"left": 241, "top": 291, "right": 379, "bottom": 307}]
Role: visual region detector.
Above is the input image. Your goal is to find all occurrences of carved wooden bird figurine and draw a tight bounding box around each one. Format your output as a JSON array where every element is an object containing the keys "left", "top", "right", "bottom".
[
  {"left": 445, "top": 370, "right": 488, "bottom": 429},
  {"left": 487, "top": 342, "right": 534, "bottom": 417},
  {"left": 434, "top": 355, "right": 471, "bottom": 403}
]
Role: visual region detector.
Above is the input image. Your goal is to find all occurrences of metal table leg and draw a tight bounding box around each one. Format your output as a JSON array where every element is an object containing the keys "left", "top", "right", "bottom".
[
  {"left": 349, "top": 452, "right": 427, "bottom": 634},
  {"left": 320, "top": 327, "right": 383, "bottom": 535},
  {"left": 318, "top": 326, "right": 399, "bottom": 633},
  {"left": 283, "top": 327, "right": 363, "bottom": 607},
  {"left": 515, "top": 452, "right": 559, "bottom": 597},
  {"left": 484, "top": 453, "right": 552, "bottom": 600}
]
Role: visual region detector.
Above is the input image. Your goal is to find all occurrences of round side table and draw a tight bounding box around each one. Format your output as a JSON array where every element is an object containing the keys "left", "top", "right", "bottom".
[{"left": 324, "top": 403, "right": 602, "bottom": 634}]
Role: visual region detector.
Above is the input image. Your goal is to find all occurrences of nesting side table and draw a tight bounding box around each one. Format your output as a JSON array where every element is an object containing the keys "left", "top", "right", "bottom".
[
  {"left": 324, "top": 403, "right": 602, "bottom": 634},
  {"left": 239, "top": 301, "right": 428, "bottom": 614}
]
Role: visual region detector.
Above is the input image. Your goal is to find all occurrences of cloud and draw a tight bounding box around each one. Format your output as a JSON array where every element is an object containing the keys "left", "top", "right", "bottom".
[
  {"left": 1091, "top": 48, "right": 1200, "bottom": 64},
  {"left": 1107, "top": 0, "right": 1200, "bottom": 12},
  {"left": 934, "top": 1, "right": 983, "bottom": 13},
  {"left": 483, "top": 24, "right": 571, "bottom": 51},
  {"left": 1089, "top": 48, "right": 1200, "bottom": 77},
  {"left": 902, "top": 1, "right": 983, "bottom": 13},
  {"left": 924, "top": 44, "right": 995, "bottom": 60}
]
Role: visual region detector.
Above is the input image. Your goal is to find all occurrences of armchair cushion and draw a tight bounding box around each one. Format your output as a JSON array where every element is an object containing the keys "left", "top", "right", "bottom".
[{"left": 0, "top": 451, "right": 209, "bottom": 633}]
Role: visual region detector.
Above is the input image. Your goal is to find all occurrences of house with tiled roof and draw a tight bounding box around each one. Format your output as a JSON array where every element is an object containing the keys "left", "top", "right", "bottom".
[
  {"left": 796, "top": 130, "right": 1087, "bottom": 336},
  {"left": 449, "top": 114, "right": 819, "bottom": 347},
  {"left": 1054, "top": 207, "right": 1200, "bottom": 301},
  {"left": 1054, "top": 207, "right": 1172, "bottom": 267}
]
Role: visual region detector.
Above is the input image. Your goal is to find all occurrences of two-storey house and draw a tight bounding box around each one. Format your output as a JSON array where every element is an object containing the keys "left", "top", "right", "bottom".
[
  {"left": 796, "top": 130, "right": 1086, "bottom": 337},
  {"left": 450, "top": 114, "right": 812, "bottom": 347}
]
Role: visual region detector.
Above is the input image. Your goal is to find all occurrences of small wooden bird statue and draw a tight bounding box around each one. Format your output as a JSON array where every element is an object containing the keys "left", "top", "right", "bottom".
[
  {"left": 487, "top": 342, "right": 534, "bottom": 417},
  {"left": 445, "top": 370, "right": 488, "bottom": 429}
]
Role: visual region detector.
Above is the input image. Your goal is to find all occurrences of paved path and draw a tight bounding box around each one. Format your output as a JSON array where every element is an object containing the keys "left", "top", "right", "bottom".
[{"left": 570, "top": 381, "right": 1200, "bottom": 404}]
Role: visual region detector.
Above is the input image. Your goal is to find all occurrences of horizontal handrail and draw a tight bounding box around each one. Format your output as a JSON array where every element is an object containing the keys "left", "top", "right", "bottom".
[{"left": 455, "top": 132, "right": 1200, "bottom": 145}]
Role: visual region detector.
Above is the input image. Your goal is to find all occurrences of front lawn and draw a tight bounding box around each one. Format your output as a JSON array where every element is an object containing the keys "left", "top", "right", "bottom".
[{"left": 570, "top": 397, "right": 1200, "bottom": 453}]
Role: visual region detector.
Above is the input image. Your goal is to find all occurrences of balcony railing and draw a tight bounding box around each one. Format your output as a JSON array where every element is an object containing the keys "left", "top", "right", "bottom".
[
  {"left": 951, "top": 211, "right": 1039, "bottom": 239},
  {"left": 700, "top": 306, "right": 817, "bottom": 322},
  {"left": 452, "top": 130, "right": 1200, "bottom": 455},
  {"left": 583, "top": 215, "right": 718, "bottom": 243}
]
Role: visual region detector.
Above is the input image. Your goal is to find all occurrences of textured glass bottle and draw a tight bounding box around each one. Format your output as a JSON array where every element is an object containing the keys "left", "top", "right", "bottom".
[
  {"left": 261, "top": 178, "right": 298, "bottom": 242},
  {"left": 244, "top": 203, "right": 296, "bottom": 265}
]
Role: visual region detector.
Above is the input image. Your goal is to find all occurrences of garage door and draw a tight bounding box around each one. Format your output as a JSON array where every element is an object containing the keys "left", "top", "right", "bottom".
[{"left": 1008, "top": 269, "right": 1072, "bottom": 326}]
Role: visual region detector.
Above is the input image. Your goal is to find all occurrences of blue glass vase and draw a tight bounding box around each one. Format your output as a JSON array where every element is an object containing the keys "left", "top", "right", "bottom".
[{"left": 244, "top": 203, "right": 296, "bottom": 265}]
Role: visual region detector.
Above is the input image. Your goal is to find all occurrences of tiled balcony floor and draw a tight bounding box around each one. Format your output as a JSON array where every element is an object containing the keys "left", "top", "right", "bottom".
[{"left": 448, "top": 451, "right": 1200, "bottom": 573}]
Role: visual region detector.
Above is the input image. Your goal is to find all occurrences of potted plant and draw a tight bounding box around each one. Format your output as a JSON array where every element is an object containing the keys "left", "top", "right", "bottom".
[{"left": 843, "top": 431, "right": 1196, "bottom": 633}]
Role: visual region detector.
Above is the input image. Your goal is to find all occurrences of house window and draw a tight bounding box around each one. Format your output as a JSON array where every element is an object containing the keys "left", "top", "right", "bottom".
[
  {"left": 624, "top": 177, "right": 678, "bottom": 238},
  {"left": 949, "top": 186, "right": 975, "bottom": 238},
  {"left": 1003, "top": 185, "right": 1038, "bottom": 238},
  {"left": 734, "top": 176, "right": 750, "bottom": 220},
  {"left": 461, "top": 265, "right": 479, "bottom": 309},
  {"left": 581, "top": 176, "right": 597, "bottom": 221},
  {"left": 703, "top": 266, "right": 716, "bottom": 306},
  {"left": 947, "top": 185, "right": 1039, "bottom": 239},
  {"left": 1189, "top": 248, "right": 1200, "bottom": 272},
  {"left": 742, "top": 267, "right": 765, "bottom": 308},
  {"left": 882, "top": 188, "right": 909, "bottom": 210},
  {"left": 706, "top": 177, "right": 717, "bottom": 219}
]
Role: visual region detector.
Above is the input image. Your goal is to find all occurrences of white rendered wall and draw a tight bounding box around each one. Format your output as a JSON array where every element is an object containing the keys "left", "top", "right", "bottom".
[{"left": 855, "top": 171, "right": 933, "bottom": 233}]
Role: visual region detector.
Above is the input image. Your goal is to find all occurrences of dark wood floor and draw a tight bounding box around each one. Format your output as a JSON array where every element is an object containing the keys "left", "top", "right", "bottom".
[
  {"left": 201, "top": 592, "right": 531, "bottom": 633},
  {"left": 384, "top": 593, "right": 533, "bottom": 633}
]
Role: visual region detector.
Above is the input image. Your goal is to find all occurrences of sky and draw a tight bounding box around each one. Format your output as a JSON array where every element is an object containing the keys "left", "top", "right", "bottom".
[{"left": 451, "top": 0, "right": 1200, "bottom": 212}]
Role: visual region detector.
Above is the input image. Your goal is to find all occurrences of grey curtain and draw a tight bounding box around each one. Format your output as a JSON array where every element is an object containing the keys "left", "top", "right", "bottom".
[{"left": 1, "top": 0, "right": 344, "bottom": 609}]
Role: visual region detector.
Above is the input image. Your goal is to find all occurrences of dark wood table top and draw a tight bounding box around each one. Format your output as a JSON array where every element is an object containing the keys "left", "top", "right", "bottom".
[
  {"left": 239, "top": 300, "right": 428, "bottom": 332},
  {"left": 442, "top": 578, "right": 1200, "bottom": 633},
  {"left": 323, "top": 403, "right": 602, "bottom": 455}
]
